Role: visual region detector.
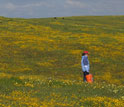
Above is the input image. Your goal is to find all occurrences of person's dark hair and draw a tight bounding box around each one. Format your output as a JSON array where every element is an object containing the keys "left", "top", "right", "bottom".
[{"left": 82, "top": 53, "right": 85, "bottom": 56}]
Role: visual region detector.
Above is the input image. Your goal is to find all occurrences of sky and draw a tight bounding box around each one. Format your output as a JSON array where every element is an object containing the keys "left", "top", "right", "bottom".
[{"left": 0, "top": 0, "right": 124, "bottom": 18}]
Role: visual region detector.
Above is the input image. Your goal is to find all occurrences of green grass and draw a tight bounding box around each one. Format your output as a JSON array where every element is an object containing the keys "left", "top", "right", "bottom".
[
  {"left": 0, "top": 76, "right": 124, "bottom": 106},
  {"left": 0, "top": 16, "right": 124, "bottom": 106}
]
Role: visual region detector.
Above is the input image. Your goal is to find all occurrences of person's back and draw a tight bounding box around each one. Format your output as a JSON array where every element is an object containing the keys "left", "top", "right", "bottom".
[{"left": 81, "top": 51, "right": 90, "bottom": 81}]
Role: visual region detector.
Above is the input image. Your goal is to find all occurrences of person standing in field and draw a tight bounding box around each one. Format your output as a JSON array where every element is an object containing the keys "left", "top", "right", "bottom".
[{"left": 81, "top": 51, "right": 90, "bottom": 82}]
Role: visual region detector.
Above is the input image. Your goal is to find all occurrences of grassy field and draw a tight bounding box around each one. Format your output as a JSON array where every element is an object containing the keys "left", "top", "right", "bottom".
[{"left": 0, "top": 16, "right": 124, "bottom": 107}]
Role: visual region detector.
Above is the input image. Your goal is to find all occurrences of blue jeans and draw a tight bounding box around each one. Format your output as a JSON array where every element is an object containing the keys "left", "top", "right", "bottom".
[{"left": 83, "top": 71, "right": 89, "bottom": 82}]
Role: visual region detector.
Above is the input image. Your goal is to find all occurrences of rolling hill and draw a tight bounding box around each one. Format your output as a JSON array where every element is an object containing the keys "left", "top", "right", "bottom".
[{"left": 0, "top": 16, "right": 124, "bottom": 107}]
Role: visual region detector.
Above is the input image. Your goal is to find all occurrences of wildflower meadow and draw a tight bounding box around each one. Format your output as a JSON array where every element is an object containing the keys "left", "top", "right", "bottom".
[{"left": 0, "top": 16, "right": 124, "bottom": 107}]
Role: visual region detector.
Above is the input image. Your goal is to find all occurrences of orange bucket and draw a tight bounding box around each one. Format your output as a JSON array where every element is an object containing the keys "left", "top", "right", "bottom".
[{"left": 86, "top": 74, "right": 93, "bottom": 83}]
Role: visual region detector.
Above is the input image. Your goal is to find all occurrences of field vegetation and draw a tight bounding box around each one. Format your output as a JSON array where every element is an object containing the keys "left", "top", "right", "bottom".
[{"left": 0, "top": 16, "right": 124, "bottom": 107}]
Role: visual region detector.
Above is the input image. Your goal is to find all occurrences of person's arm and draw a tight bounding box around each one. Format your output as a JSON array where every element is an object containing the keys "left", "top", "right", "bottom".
[
  {"left": 83, "top": 57, "right": 88, "bottom": 65},
  {"left": 83, "top": 56, "right": 89, "bottom": 72}
]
